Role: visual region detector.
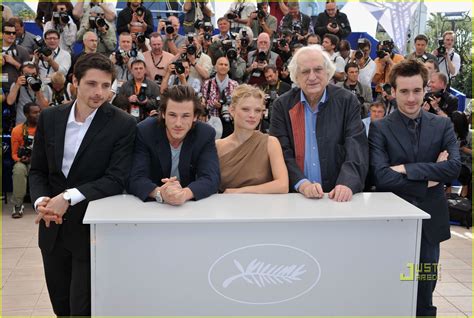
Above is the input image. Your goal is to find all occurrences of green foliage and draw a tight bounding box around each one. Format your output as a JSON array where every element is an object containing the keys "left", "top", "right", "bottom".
[{"left": 426, "top": 12, "right": 472, "bottom": 98}]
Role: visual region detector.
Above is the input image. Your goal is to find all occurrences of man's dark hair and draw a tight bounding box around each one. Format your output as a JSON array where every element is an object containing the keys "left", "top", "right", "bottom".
[
  {"left": 130, "top": 59, "right": 146, "bottom": 69},
  {"left": 160, "top": 85, "right": 202, "bottom": 120},
  {"left": 414, "top": 34, "right": 429, "bottom": 44},
  {"left": 344, "top": 62, "right": 359, "bottom": 73},
  {"left": 370, "top": 102, "right": 386, "bottom": 111},
  {"left": 307, "top": 33, "right": 321, "bottom": 44},
  {"left": 74, "top": 52, "right": 116, "bottom": 84},
  {"left": 217, "top": 17, "right": 230, "bottom": 24},
  {"left": 23, "top": 102, "right": 40, "bottom": 115},
  {"left": 8, "top": 17, "right": 24, "bottom": 27},
  {"left": 389, "top": 59, "right": 428, "bottom": 89},
  {"left": 338, "top": 39, "right": 351, "bottom": 52},
  {"left": 323, "top": 33, "right": 339, "bottom": 48},
  {"left": 359, "top": 38, "right": 371, "bottom": 49},
  {"left": 2, "top": 21, "right": 15, "bottom": 33},
  {"left": 112, "top": 94, "right": 130, "bottom": 112},
  {"left": 424, "top": 59, "right": 439, "bottom": 72},
  {"left": 263, "top": 64, "right": 278, "bottom": 74},
  {"left": 44, "top": 29, "right": 60, "bottom": 39}
]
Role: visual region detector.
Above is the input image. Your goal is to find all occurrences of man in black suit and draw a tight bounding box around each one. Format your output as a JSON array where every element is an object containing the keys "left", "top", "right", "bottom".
[
  {"left": 369, "top": 59, "right": 461, "bottom": 316},
  {"left": 29, "top": 53, "right": 136, "bottom": 316},
  {"left": 128, "top": 85, "right": 220, "bottom": 205}
]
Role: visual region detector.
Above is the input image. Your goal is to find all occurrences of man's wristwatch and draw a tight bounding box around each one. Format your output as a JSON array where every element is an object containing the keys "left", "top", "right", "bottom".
[
  {"left": 62, "top": 191, "right": 72, "bottom": 204},
  {"left": 155, "top": 190, "right": 163, "bottom": 203}
]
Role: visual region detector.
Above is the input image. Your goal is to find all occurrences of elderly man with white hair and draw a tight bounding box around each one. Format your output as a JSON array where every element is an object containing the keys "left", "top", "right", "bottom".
[{"left": 269, "top": 45, "right": 368, "bottom": 202}]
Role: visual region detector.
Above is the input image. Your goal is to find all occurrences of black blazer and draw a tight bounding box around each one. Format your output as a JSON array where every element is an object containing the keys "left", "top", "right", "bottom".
[
  {"left": 127, "top": 117, "right": 220, "bottom": 202},
  {"left": 369, "top": 110, "right": 461, "bottom": 244},
  {"left": 270, "top": 86, "right": 369, "bottom": 193},
  {"left": 29, "top": 102, "right": 137, "bottom": 257}
]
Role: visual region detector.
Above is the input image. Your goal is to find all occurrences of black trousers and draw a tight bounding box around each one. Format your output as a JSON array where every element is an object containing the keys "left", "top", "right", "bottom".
[
  {"left": 41, "top": 234, "right": 91, "bottom": 317},
  {"left": 416, "top": 237, "right": 440, "bottom": 317}
]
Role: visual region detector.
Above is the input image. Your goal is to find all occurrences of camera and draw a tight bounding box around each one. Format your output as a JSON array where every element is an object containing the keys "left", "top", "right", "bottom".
[
  {"left": 382, "top": 83, "right": 392, "bottom": 95},
  {"left": 256, "top": 51, "right": 267, "bottom": 63},
  {"left": 17, "top": 145, "right": 32, "bottom": 158},
  {"left": 354, "top": 50, "right": 364, "bottom": 60},
  {"left": 204, "top": 33, "right": 212, "bottom": 41},
  {"left": 220, "top": 95, "right": 232, "bottom": 122},
  {"left": 264, "top": 90, "right": 278, "bottom": 120},
  {"left": 376, "top": 48, "right": 390, "bottom": 59},
  {"left": 137, "top": 83, "right": 148, "bottom": 103},
  {"left": 186, "top": 34, "right": 197, "bottom": 55},
  {"left": 257, "top": 3, "right": 266, "bottom": 19},
  {"left": 25, "top": 75, "right": 42, "bottom": 92},
  {"left": 136, "top": 32, "right": 146, "bottom": 44},
  {"left": 226, "top": 11, "right": 238, "bottom": 20},
  {"left": 172, "top": 61, "right": 185, "bottom": 75},
  {"left": 328, "top": 18, "right": 338, "bottom": 29},
  {"left": 222, "top": 40, "right": 237, "bottom": 60},
  {"left": 154, "top": 74, "right": 163, "bottom": 85},
  {"left": 423, "top": 91, "right": 444, "bottom": 105},
  {"left": 115, "top": 48, "right": 138, "bottom": 65},
  {"left": 355, "top": 38, "right": 366, "bottom": 59},
  {"left": 377, "top": 39, "right": 394, "bottom": 59},
  {"left": 89, "top": 16, "right": 108, "bottom": 30},
  {"left": 165, "top": 21, "right": 174, "bottom": 34},
  {"left": 240, "top": 30, "right": 249, "bottom": 48},
  {"left": 53, "top": 11, "right": 69, "bottom": 24},
  {"left": 203, "top": 22, "right": 213, "bottom": 33},
  {"left": 135, "top": 6, "right": 145, "bottom": 17},
  {"left": 437, "top": 39, "right": 446, "bottom": 57},
  {"left": 292, "top": 21, "right": 302, "bottom": 33},
  {"left": 34, "top": 36, "right": 53, "bottom": 57}
]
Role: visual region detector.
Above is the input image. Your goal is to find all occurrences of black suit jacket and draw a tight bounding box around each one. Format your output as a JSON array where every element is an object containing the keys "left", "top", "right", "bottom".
[
  {"left": 127, "top": 117, "right": 220, "bottom": 201},
  {"left": 29, "top": 102, "right": 136, "bottom": 257},
  {"left": 369, "top": 110, "right": 461, "bottom": 244},
  {"left": 270, "top": 86, "right": 369, "bottom": 193}
]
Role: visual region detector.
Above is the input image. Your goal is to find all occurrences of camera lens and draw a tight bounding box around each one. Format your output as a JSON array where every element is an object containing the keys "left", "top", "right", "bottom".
[{"left": 355, "top": 50, "right": 364, "bottom": 60}]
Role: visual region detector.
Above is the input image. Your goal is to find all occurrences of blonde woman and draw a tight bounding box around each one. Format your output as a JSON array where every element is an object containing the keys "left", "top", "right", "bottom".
[{"left": 216, "top": 85, "right": 288, "bottom": 194}]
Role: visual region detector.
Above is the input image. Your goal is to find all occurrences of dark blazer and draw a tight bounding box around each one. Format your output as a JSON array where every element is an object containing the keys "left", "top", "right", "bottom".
[
  {"left": 29, "top": 102, "right": 136, "bottom": 257},
  {"left": 270, "top": 85, "right": 369, "bottom": 193},
  {"left": 127, "top": 117, "right": 220, "bottom": 201},
  {"left": 369, "top": 110, "right": 461, "bottom": 244}
]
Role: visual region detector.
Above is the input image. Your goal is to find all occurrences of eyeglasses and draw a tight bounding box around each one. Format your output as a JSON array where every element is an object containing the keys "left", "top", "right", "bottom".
[{"left": 3, "top": 31, "right": 16, "bottom": 35}]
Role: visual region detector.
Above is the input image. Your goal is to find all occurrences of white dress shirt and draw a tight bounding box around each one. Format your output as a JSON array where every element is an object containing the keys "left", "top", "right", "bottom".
[{"left": 34, "top": 102, "right": 97, "bottom": 209}]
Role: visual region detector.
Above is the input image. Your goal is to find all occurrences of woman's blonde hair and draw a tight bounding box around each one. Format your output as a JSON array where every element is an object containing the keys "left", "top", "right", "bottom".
[{"left": 230, "top": 84, "right": 265, "bottom": 108}]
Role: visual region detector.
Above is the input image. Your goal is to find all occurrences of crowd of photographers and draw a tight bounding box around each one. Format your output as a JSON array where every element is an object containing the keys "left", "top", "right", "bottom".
[{"left": 1, "top": 0, "right": 471, "bottom": 218}]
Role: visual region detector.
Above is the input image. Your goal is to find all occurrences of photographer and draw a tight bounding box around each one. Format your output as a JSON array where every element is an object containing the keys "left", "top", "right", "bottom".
[
  {"left": 322, "top": 34, "right": 345, "bottom": 82},
  {"left": 118, "top": 59, "right": 161, "bottom": 122},
  {"left": 130, "top": 22, "right": 150, "bottom": 53},
  {"left": 159, "top": 16, "right": 186, "bottom": 55},
  {"left": 110, "top": 32, "right": 145, "bottom": 87},
  {"left": 1, "top": 22, "right": 30, "bottom": 91},
  {"left": 73, "top": 0, "right": 116, "bottom": 23},
  {"left": 423, "top": 72, "right": 458, "bottom": 118},
  {"left": 161, "top": 59, "right": 201, "bottom": 94},
  {"left": 9, "top": 17, "right": 39, "bottom": 56},
  {"left": 10, "top": 102, "right": 40, "bottom": 218},
  {"left": 144, "top": 33, "right": 175, "bottom": 86},
  {"left": 76, "top": 4, "right": 117, "bottom": 56},
  {"left": 433, "top": 31, "right": 461, "bottom": 83},
  {"left": 246, "top": 32, "right": 283, "bottom": 86},
  {"left": 43, "top": 72, "right": 73, "bottom": 107},
  {"left": 183, "top": 0, "right": 214, "bottom": 34},
  {"left": 182, "top": 34, "right": 213, "bottom": 82},
  {"left": 117, "top": 0, "right": 154, "bottom": 37},
  {"left": 201, "top": 56, "right": 239, "bottom": 138},
  {"left": 280, "top": 2, "right": 313, "bottom": 43},
  {"left": 248, "top": 0, "right": 277, "bottom": 39},
  {"left": 261, "top": 65, "right": 290, "bottom": 132},
  {"left": 348, "top": 38, "right": 376, "bottom": 87},
  {"left": 43, "top": 3, "right": 77, "bottom": 54},
  {"left": 226, "top": 0, "right": 256, "bottom": 33},
  {"left": 405, "top": 34, "right": 438, "bottom": 64},
  {"left": 33, "top": 29, "right": 72, "bottom": 81},
  {"left": 372, "top": 39, "right": 404, "bottom": 96},
  {"left": 6, "top": 62, "right": 49, "bottom": 125},
  {"left": 314, "top": 0, "right": 351, "bottom": 39},
  {"left": 212, "top": 17, "right": 234, "bottom": 42},
  {"left": 336, "top": 62, "right": 372, "bottom": 117}
]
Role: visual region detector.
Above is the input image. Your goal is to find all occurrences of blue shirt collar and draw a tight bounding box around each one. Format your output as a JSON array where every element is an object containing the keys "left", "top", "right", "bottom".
[{"left": 300, "top": 88, "right": 327, "bottom": 113}]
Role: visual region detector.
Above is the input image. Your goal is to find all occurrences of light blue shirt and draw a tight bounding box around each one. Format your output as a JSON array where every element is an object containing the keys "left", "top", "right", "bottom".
[{"left": 294, "top": 89, "right": 327, "bottom": 191}]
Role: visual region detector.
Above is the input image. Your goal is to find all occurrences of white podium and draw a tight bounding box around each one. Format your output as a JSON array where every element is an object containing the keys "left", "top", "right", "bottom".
[{"left": 83, "top": 193, "right": 430, "bottom": 316}]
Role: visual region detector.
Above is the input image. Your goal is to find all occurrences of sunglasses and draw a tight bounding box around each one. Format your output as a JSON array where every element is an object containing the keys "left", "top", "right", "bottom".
[{"left": 4, "top": 31, "right": 16, "bottom": 35}]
